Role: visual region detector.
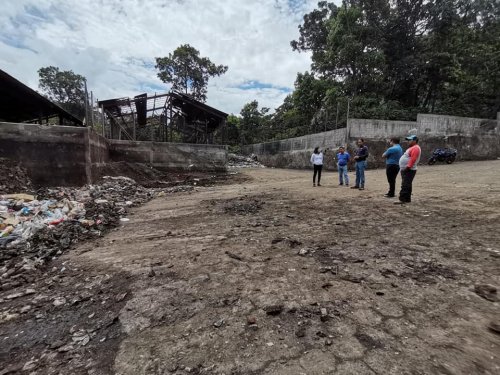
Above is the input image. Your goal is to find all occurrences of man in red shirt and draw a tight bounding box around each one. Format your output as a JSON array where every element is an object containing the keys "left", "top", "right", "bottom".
[{"left": 395, "top": 135, "right": 421, "bottom": 204}]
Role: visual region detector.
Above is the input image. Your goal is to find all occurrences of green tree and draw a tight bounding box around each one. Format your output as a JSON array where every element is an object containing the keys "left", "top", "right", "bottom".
[
  {"left": 155, "top": 44, "right": 228, "bottom": 102},
  {"left": 38, "top": 66, "right": 86, "bottom": 119},
  {"left": 225, "top": 114, "right": 241, "bottom": 148},
  {"left": 239, "top": 101, "right": 270, "bottom": 145},
  {"left": 292, "top": 72, "right": 330, "bottom": 132},
  {"left": 289, "top": 0, "right": 500, "bottom": 121}
]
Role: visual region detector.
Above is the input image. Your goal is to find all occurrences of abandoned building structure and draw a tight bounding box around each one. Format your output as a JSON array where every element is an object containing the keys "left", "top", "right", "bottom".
[
  {"left": 0, "top": 69, "right": 83, "bottom": 127},
  {"left": 97, "top": 92, "right": 228, "bottom": 144}
]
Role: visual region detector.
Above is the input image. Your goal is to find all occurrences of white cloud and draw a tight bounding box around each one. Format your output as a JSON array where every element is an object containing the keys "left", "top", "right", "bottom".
[{"left": 0, "top": 0, "right": 333, "bottom": 114}]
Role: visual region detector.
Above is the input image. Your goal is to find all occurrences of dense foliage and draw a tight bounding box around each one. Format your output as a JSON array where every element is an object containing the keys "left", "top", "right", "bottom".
[
  {"left": 226, "top": 0, "right": 500, "bottom": 147},
  {"left": 38, "top": 66, "right": 87, "bottom": 119}
]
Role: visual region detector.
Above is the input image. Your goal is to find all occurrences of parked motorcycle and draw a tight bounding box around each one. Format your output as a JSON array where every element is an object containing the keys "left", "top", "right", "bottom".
[{"left": 428, "top": 148, "right": 457, "bottom": 165}]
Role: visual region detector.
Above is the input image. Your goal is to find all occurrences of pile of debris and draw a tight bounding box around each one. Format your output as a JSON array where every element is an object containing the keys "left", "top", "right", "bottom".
[
  {"left": 0, "top": 158, "right": 33, "bottom": 194},
  {"left": 0, "top": 176, "right": 155, "bottom": 290},
  {"left": 227, "top": 153, "right": 265, "bottom": 169}
]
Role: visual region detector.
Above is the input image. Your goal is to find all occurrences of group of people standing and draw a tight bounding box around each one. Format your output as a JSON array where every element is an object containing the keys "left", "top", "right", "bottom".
[{"left": 310, "top": 135, "right": 421, "bottom": 204}]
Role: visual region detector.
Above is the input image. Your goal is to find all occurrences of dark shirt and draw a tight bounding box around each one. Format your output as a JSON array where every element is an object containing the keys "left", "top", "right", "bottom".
[{"left": 355, "top": 145, "right": 369, "bottom": 161}]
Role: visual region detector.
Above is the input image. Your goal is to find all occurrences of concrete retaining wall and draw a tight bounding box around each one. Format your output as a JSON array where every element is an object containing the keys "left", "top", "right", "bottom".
[
  {"left": 108, "top": 140, "right": 227, "bottom": 172},
  {"left": 243, "top": 114, "right": 500, "bottom": 170},
  {"left": 0, "top": 122, "right": 228, "bottom": 187},
  {"left": 86, "top": 130, "right": 110, "bottom": 183},
  {"left": 0, "top": 122, "right": 89, "bottom": 186},
  {"left": 348, "top": 119, "right": 417, "bottom": 139},
  {"left": 418, "top": 114, "right": 499, "bottom": 137}
]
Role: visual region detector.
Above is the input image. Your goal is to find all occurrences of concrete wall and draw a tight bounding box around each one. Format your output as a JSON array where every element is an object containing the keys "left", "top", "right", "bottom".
[
  {"left": 108, "top": 140, "right": 227, "bottom": 172},
  {"left": 0, "top": 122, "right": 228, "bottom": 187},
  {"left": 86, "top": 130, "right": 110, "bottom": 183},
  {"left": 243, "top": 114, "right": 500, "bottom": 170},
  {"left": 418, "top": 114, "right": 499, "bottom": 137},
  {"left": 242, "top": 128, "right": 347, "bottom": 170},
  {"left": 0, "top": 122, "right": 89, "bottom": 186},
  {"left": 348, "top": 119, "right": 417, "bottom": 139}
]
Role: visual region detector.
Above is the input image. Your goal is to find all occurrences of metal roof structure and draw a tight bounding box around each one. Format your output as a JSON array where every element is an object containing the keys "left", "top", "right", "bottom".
[
  {"left": 0, "top": 69, "right": 83, "bottom": 126},
  {"left": 98, "top": 91, "right": 227, "bottom": 144}
]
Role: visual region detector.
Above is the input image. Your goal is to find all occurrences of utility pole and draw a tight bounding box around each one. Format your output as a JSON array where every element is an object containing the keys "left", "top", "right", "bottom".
[
  {"left": 345, "top": 97, "right": 352, "bottom": 144},
  {"left": 346, "top": 97, "right": 351, "bottom": 122},
  {"left": 84, "top": 79, "right": 89, "bottom": 127},
  {"left": 335, "top": 101, "right": 339, "bottom": 130},
  {"left": 90, "top": 91, "right": 95, "bottom": 129},
  {"left": 324, "top": 109, "right": 327, "bottom": 132}
]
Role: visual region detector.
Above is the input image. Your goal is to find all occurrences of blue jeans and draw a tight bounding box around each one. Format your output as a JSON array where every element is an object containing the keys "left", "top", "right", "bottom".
[
  {"left": 355, "top": 161, "right": 367, "bottom": 187},
  {"left": 338, "top": 164, "right": 349, "bottom": 185}
]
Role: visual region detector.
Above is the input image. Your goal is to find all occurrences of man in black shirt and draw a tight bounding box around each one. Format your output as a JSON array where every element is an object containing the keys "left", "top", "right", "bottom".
[{"left": 351, "top": 138, "right": 369, "bottom": 190}]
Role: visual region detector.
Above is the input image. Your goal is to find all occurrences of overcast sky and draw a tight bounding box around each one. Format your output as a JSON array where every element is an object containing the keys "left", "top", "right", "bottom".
[{"left": 0, "top": 0, "right": 333, "bottom": 114}]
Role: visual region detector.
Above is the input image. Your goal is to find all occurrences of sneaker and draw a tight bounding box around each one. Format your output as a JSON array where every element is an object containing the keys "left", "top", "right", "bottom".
[
  {"left": 350, "top": 186, "right": 359, "bottom": 189},
  {"left": 317, "top": 184, "right": 322, "bottom": 187},
  {"left": 359, "top": 187, "right": 365, "bottom": 190},
  {"left": 339, "top": 183, "right": 343, "bottom": 186},
  {"left": 384, "top": 194, "right": 394, "bottom": 198}
]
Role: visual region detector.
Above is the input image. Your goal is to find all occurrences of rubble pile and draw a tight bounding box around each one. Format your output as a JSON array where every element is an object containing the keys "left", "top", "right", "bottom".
[
  {"left": 0, "top": 158, "right": 33, "bottom": 194},
  {"left": 227, "top": 153, "right": 265, "bottom": 168},
  {"left": 0, "top": 176, "right": 155, "bottom": 290}
]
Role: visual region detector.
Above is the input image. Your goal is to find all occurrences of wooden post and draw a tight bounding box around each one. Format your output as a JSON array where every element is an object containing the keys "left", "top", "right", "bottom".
[
  {"left": 101, "top": 105, "right": 106, "bottom": 137},
  {"left": 132, "top": 111, "right": 137, "bottom": 141}
]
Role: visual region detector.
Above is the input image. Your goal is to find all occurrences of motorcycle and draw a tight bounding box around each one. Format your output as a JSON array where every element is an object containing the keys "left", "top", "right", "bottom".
[{"left": 428, "top": 148, "right": 457, "bottom": 165}]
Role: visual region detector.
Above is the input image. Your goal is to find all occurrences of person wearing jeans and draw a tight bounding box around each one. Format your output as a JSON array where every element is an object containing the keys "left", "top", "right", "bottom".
[
  {"left": 351, "top": 138, "right": 369, "bottom": 190},
  {"left": 336, "top": 146, "right": 350, "bottom": 186},
  {"left": 395, "top": 135, "right": 421, "bottom": 204},
  {"left": 382, "top": 137, "right": 403, "bottom": 197},
  {"left": 310, "top": 147, "right": 324, "bottom": 187}
]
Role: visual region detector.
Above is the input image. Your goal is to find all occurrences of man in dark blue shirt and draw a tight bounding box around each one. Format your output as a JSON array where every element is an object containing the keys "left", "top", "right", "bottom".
[
  {"left": 336, "top": 146, "right": 350, "bottom": 186},
  {"left": 382, "top": 137, "right": 403, "bottom": 197},
  {"left": 351, "top": 138, "right": 368, "bottom": 190}
]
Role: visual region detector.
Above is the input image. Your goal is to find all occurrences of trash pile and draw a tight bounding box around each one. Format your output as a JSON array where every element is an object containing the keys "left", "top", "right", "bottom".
[
  {"left": 0, "top": 158, "right": 33, "bottom": 194},
  {"left": 1, "top": 176, "right": 154, "bottom": 289},
  {"left": 227, "top": 153, "right": 265, "bottom": 168}
]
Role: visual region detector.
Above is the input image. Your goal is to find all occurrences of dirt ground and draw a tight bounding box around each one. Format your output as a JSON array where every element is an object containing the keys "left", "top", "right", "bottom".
[{"left": 1, "top": 160, "right": 500, "bottom": 375}]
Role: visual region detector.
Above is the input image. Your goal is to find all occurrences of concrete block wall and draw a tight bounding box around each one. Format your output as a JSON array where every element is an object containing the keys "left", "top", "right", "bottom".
[
  {"left": 108, "top": 140, "right": 227, "bottom": 172},
  {"left": 243, "top": 114, "right": 500, "bottom": 170}
]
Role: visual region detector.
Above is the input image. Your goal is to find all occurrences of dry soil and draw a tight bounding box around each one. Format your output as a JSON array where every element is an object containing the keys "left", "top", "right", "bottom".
[{"left": 1, "top": 160, "right": 500, "bottom": 375}]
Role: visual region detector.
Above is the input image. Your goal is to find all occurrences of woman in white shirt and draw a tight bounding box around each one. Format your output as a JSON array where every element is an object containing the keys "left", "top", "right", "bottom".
[{"left": 310, "top": 147, "right": 324, "bottom": 187}]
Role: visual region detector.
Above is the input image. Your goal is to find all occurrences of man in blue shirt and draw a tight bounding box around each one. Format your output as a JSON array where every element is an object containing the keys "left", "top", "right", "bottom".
[
  {"left": 382, "top": 137, "right": 403, "bottom": 197},
  {"left": 336, "top": 146, "right": 350, "bottom": 186}
]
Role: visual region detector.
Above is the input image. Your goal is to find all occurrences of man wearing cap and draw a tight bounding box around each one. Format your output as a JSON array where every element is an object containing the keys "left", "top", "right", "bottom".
[{"left": 395, "top": 135, "right": 421, "bottom": 204}]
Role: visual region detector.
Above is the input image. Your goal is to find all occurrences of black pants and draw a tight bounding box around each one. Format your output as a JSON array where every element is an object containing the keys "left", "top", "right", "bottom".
[
  {"left": 386, "top": 164, "right": 400, "bottom": 196},
  {"left": 313, "top": 164, "right": 323, "bottom": 184},
  {"left": 399, "top": 169, "right": 417, "bottom": 202}
]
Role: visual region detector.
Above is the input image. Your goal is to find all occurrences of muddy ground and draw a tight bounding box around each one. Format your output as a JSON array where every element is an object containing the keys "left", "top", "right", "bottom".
[{"left": 1, "top": 160, "right": 500, "bottom": 375}]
